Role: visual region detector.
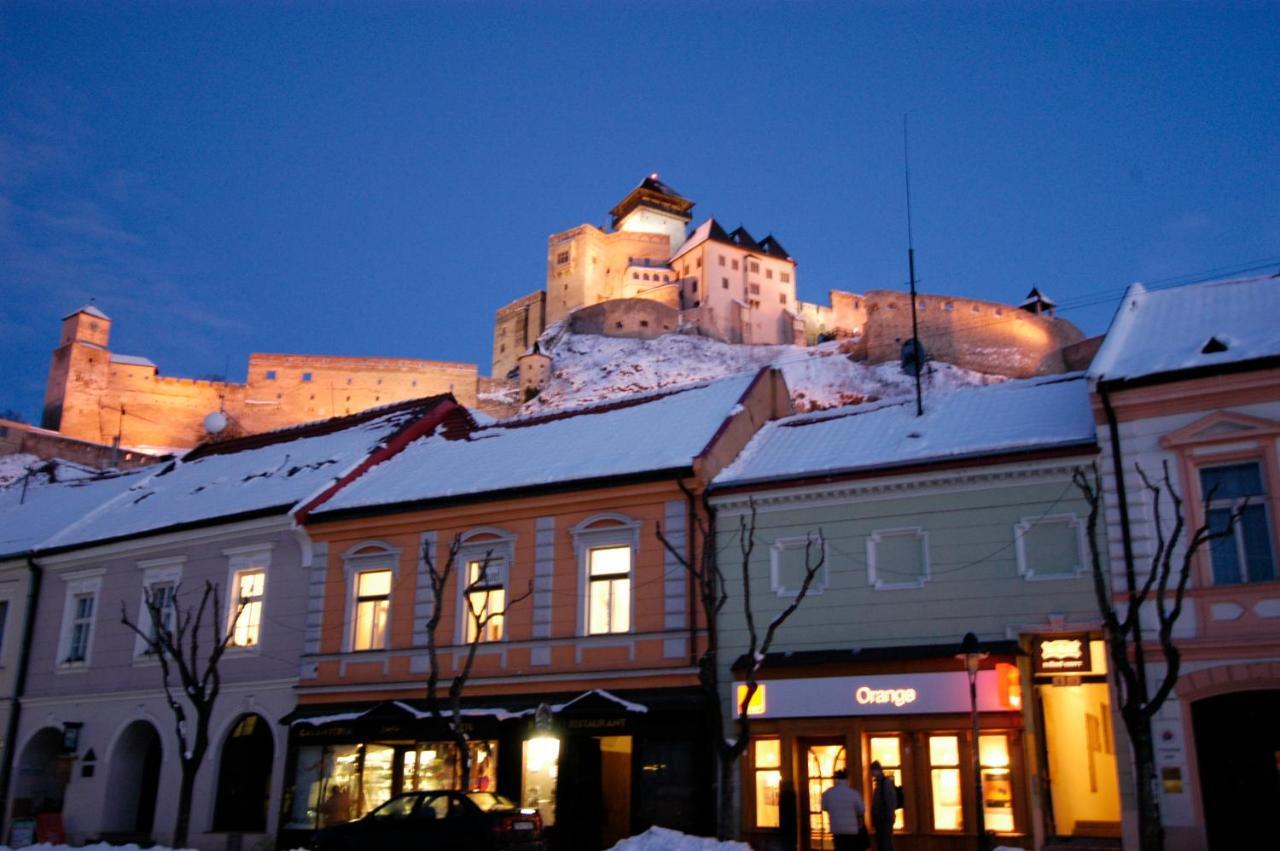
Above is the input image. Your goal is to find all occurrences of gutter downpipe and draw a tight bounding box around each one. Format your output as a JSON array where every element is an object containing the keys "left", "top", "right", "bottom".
[
  {"left": 1099, "top": 383, "right": 1150, "bottom": 702},
  {"left": 683, "top": 480, "right": 699, "bottom": 668},
  {"left": 0, "top": 556, "right": 43, "bottom": 837}
]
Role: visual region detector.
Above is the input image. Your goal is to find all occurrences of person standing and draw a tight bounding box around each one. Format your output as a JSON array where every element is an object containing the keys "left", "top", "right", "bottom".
[
  {"left": 869, "top": 761, "right": 897, "bottom": 851},
  {"left": 820, "top": 768, "right": 867, "bottom": 851}
]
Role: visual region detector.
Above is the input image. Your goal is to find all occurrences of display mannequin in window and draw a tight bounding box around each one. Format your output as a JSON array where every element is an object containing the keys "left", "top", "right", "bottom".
[
  {"left": 820, "top": 768, "right": 867, "bottom": 851},
  {"left": 870, "top": 762, "right": 897, "bottom": 851}
]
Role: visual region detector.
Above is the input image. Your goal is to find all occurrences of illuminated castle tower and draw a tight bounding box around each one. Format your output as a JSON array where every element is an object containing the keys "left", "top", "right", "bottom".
[{"left": 42, "top": 304, "right": 113, "bottom": 438}]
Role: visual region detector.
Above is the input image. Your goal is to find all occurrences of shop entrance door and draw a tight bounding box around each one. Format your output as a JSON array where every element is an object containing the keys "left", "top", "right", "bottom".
[
  {"left": 800, "top": 740, "right": 847, "bottom": 851},
  {"left": 598, "top": 736, "right": 633, "bottom": 850},
  {"left": 1039, "top": 681, "right": 1121, "bottom": 838},
  {"left": 1192, "top": 689, "right": 1280, "bottom": 849}
]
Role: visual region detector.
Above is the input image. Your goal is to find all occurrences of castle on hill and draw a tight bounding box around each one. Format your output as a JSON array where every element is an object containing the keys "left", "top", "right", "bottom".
[
  {"left": 34, "top": 176, "right": 1089, "bottom": 455},
  {"left": 492, "top": 175, "right": 1087, "bottom": 381}
]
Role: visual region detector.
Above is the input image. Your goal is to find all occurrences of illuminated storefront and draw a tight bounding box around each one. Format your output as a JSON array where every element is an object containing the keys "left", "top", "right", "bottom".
[
  {"left": 277, "top": 688, "right": 713, "bottom": 850},
  {"left": 737, "top": 644, "right": 1030, "bottom": 851}
]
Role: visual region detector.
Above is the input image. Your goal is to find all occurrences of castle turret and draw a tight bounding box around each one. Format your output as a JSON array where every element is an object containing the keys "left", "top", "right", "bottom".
[
  {"left": 1019, "top": 287, "right": 1057, "bottom": 317},
  {"left": 43, "top": 304, "right": 112, "bottom": 436},
  {"left": 518, "top": 341, "right": 553, "bottom": 399},
  {"left": 609, "top": 174, "right": 695, "bottom": 256}
]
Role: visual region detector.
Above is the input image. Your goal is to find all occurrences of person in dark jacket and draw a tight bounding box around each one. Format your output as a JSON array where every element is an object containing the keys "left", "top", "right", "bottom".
[{"left": 869, "top": 761, "right": 897, "bottom": 851}]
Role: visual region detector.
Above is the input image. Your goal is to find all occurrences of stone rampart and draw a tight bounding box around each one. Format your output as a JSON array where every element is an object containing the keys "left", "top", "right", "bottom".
[{"left": 569, "top": 299, "right": 681, "bottom": 340}]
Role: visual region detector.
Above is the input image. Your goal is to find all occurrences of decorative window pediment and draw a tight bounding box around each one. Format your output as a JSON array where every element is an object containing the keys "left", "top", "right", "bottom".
[{"left": 1161, "top": 411, "right": 1280, "bottom": 449}]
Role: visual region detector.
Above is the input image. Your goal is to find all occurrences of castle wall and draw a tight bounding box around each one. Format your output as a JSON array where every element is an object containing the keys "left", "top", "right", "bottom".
[
  {"left": 0, "top": 419, "right": 165, "bottom": 470},
  {"left": 859, "top": 289, "right": 1086, "bottom": 377},
  {"left": 545, "top": 225, "right": 670, "bottom": 325},
  {"left": 492, "top": 290, "right": 547, "bottom": 378},
  {"left": 568, "top": 299, "right": 681, "bottom": 339},
  {"left": 796, "top": 289, "right": 868, "bottom": 342}
]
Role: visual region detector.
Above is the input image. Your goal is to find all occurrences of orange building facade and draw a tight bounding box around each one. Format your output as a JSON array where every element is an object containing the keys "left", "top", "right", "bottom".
[{"left": 280, "top": 370, "right": 792, "bottom": 850}]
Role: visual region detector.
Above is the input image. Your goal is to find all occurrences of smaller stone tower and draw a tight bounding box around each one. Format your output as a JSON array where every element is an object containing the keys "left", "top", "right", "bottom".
[
  {"left": 518, "top": 342, "right": 553, "bottom": 399},
  {"left": 43, "top": 304, "right": 112, "bottom": 437}
]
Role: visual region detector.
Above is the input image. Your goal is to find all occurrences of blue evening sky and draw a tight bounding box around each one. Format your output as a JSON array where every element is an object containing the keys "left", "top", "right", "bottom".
[{"left": 2, "top": 2, "right": 1277, "bottom": 422}]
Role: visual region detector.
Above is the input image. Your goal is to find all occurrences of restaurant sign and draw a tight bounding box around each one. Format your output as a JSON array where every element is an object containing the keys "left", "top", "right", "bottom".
[{"left": 1033, "top": 634, "right": 1091, "bottom": 674}]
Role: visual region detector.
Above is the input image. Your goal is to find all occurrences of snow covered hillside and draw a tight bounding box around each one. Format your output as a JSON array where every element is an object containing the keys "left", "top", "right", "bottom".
[{"left": 522, "top": 332, "right": 1005, "bottom": 414}]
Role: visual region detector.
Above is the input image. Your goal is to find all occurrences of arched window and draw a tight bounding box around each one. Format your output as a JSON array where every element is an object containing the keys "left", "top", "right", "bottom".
[{"left": 213, "top": 714, "right": 274, "bottom": 831}]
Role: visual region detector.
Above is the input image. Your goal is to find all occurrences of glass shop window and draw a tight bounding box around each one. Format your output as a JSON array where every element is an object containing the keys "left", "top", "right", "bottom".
[
  {"left": 979, "top": 734, "right": 1014, "bottom": 833},
  {"left": 753, "top": 738, "right": 782, "bottom": 828},
  {"left": 868, "top": 735, "right": 905, "bottom": 830},
  {"left": 929, "top": 735, "right": 963, "bottom": 831}
]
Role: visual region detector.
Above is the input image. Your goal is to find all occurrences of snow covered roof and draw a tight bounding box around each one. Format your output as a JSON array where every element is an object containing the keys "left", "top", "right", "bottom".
[
  {"left": 64, "top": 303, "right": 109, "bottom": 320},
  {"left": 1089, "top": 274, "right": 1280, "bottom": 384},
  {"left": 0, "top": 466, "right": 147, "bottom": 559},
  {"left": 714, "top": 374, "right": 1096, "bottom": 489},
  {"left": 39, "top": 397, "right": 454, "bottom": 552},
  {"left": 314, "top": 374, "right": 759, "bottom": 516},
  {"left": 109, "top": 353, "right": 157, "bottom": 368}
]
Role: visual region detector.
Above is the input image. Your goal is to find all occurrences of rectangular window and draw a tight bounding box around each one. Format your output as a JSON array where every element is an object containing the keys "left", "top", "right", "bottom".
[
  {"left": 302, "top": 372, "right": 313, "bottom": 383},
  {"left": 749, "top": 261, "right": 760, "bottom": 273},
  {"left": 929, "top": 736, "right": 962, "bottom": 831},
  {"left": 868, "top": 736, "right": 905, "bottom": 830},
  {"left": 587, "top": 545, "right": 631, "bottom": 634},
  {"left": 231, "top": 569, "right": 266, "bottom": 647},
  {"left": 1201, "top": 462, "right": 1275, "bottom": 584},
  {"left": 146, "top": 581, "right": 177, "bottom": 646},
  {"left": 749, "top": 283, "right": 760, "bottom": 295},
  {"left": 696, "top": 257, "right": 702, "bottom": 268},
  {"left": 732, "top": 259, "right": 740, "bottom": 270},
  {"left": 556, "top": 250, "right": 570, "bottom": 265},
  {"left": 779, "top": 293, "right": 787, "bottom": 305},
  {"left": 718, "top": 255, "right": 725, "bottom": 267},
  {"left": 753, "top": 738, "right": 782, "bottom": 828},
  {"left": 765, "top": 269, "right": 773, "bottom": 279},
  {"left": 465, "top": 558, "right": 506, "bottom": 643},
  {"left": 353, "top": 569, "right": 391, "bottom": 651},
  {"left": 721, "top": 278, "right": 729, "bottom": 289},
  {"left": 781, "top": 272, "right": 791, "bottom": 283},
  {"left": 265, "top": 370, "right": 277, "bottom": 381},
  {"left": 979, "top": 735, "right": 1014, "bottom": 833},
  {"left": 66, "top": 593, "right": 95, "bottom": 664}
]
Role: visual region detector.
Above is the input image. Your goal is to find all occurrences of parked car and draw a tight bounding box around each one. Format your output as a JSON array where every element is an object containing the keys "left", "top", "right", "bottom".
[{"left": 311, "top": 790, "right": 545, "bottom": 851}]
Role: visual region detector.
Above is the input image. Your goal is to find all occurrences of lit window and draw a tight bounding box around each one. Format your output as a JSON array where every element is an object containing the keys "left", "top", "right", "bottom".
[
  {"left": 66, "top": 593, "right": 95, "bottom": 663},
  {"left": 353, "top": 569, "right": 391, "bottom": 651},
  {"left": 231, "top": 569, "right": 266, "bottom": 647},
  {"left": 753, "top": 738, "right": 782, "bottom": 828},
  {"left": 979, "top": 735, "right": 1014, "bottom": 833},
  {"left": 465, "top": 558, "right": 506, "bottom": 643},
  {"left": 868, "top": 736, "right": 905, "bottom": 830},
  {"left": 588, "top": 545, "right": 631, "bottom": 634},
  {"left": 1201, "top": 462, "right": 1275, "bottom": 584},
  {"left": 929, "top": 736, "right": 962, "bottom": 831}
]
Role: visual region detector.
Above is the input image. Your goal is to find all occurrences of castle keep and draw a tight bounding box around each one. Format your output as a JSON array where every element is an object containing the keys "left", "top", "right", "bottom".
[{"left": 492, "top": 176, "right": 1086, "bottom": 379}]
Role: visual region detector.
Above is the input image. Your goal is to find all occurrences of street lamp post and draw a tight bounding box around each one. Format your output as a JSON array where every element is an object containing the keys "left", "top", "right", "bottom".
[{"left": 958, "top": 632, "right": 989, "bottom": 851}]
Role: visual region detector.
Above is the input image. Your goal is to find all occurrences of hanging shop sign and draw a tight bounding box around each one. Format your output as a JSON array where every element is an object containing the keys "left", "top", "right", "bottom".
[{"left": 1033, "top": 634, "right": 1091, "bottom": 675}]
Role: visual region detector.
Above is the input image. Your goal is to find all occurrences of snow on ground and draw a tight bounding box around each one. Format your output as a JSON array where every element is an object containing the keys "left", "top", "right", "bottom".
[
  {"left": 0, "top": 846, "right": 309, "bottom": 851},
  {"left": 522, "top": 332, "right": 1003, "bottom": 415},
  {"left": 0, "top": 453, "right": 40, "bottom": 487},
  {"left": 606, "top": 826, "right": 752, "bottom": 851}
]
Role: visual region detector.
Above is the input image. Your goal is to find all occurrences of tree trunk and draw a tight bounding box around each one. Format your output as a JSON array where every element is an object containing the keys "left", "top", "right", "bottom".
[
  {"left": 1128, "top": 713, "right": 1165, "bottom": 851},
  {"left": 717, "top": 753, "right": 736, "bottom": 841},
  {"left": 173, "top": 760, "right": 196, "bottom": 848}
]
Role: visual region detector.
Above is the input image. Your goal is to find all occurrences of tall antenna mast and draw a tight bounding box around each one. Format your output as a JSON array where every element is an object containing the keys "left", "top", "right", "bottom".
[{"left": 904, "top": 114, "right": 924, "bottom": 417}]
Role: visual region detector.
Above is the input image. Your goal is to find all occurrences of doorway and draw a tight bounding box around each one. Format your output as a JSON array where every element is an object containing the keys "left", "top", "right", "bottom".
[
  {"left": 800, "top": 740, "right": 847, "bottom": 851},
  {"left": 12, "top": 728, "right": 66, "bottom": 818},
  {"left": 1039, "top": 681, "right": 1121, "bottom": 837},
  {"left": 1192, "top": 689, "right": 1280, "bottom": 849},
  {"left": 598, "top": 736, "right": 633, "bottom": 849},
  {"left": 213, "top": 714, "right": 274, "bottom": 832}
]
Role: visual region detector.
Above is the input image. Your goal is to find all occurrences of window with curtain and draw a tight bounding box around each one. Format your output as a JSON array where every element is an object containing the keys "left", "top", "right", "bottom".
[
  {"left": 352, "top": 569, "right": 391, "bottom": 651},
  {"left": 929, "top": 735, "right": 962, "bottom": 831},
  {"left": 753, "top": 738, "right": 782, "bottom": 828}
]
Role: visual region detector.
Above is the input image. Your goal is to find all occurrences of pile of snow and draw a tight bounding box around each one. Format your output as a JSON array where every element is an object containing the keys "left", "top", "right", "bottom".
[
  {"left": 0, "top": 846, "right": 307, "bottom": 851},
  {"left": 523, "top": 333, "right": 1002, "bottom": 415},
  {"left": 606, "top": 826, "right": 752, "bottom": 851}
]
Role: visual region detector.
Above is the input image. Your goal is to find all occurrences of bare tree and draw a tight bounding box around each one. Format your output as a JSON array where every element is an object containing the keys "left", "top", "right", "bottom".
[
  {"left": 658, "top": 486, "right": 825, "bottom": 839},
  {"left": 1074, "top": 461, "right": 1245, "bottom": 851},
  {"left": 120, "top": 581, "right": 244, "bottom": 848},
  {"left": 421, "top": 534, "right": 533, "bottom": 791}
]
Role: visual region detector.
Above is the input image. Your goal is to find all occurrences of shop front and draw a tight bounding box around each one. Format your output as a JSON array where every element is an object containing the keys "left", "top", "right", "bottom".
[
  {"left": 277, "top": 688, "right": 713, "bottom": 851},
  {"left": 738, "top": 646, "right": 1028, "bottom": 851}
]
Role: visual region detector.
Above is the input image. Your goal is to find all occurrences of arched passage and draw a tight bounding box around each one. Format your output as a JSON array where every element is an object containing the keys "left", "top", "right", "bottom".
[
  {"left": 12, "top": 727, "right": 66, "bottom": 818},
  {"left": 213, "top": 713, "right": 274, "bottom": 832},
  {"left": 1192, "top": 689, "right": 1280, "bottom": 849},
  {"left": 101, "top": 720, "right": 162, "bottom": 836}
]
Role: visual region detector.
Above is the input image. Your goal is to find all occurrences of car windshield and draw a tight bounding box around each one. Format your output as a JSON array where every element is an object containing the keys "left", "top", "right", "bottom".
[{"left": 466, "top": 792, "right": 516, "bottom": 812}]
